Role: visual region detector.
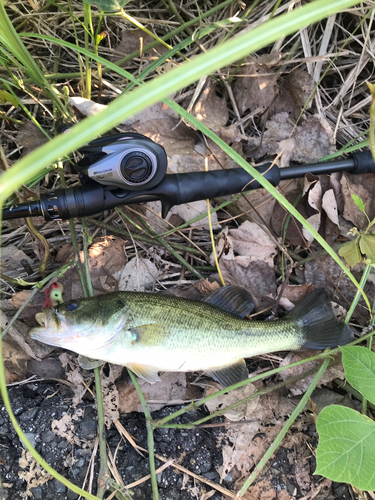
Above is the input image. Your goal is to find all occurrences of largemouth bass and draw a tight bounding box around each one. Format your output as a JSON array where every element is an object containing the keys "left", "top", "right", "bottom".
[{"left": 29, "top": 286, "right": 353, "bottom": 387}]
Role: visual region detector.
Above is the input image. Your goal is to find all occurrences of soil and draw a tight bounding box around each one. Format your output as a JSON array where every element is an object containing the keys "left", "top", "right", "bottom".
[{"left": 0, "top": 377, "right": 357, "bottom": 500}]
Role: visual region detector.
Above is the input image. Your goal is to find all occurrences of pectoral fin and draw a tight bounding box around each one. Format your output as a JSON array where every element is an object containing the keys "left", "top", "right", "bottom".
[
  {"left": 207, "top": 359, "right": 249, "bottom": 388},
  {"left": 78, "top": 354, "right": 105, "bottom": 370},
  {"left": 129, "top": 324, "right": 167, "bottom": 345},
  {"left": 127, "top": 362, "right": 161, "bottom": 384}
]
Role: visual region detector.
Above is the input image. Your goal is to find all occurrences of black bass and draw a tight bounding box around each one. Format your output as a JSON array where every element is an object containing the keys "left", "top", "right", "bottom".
[{"left": 29, "top": 286, "right": 353, "bottom": 387}]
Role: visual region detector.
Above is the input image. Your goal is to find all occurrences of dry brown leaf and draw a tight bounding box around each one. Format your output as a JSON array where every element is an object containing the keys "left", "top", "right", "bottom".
[
  {"left": 145, "top": 199, "right": 220, "bottom": 233},
  {"left": 85, "top": 236, "right": 127, "bottom": 277},
  {"left": 59, "top": 353, "right": 93, "bottom": 406},
  {"left": 1, "top": 311, "right": 54, "bottom": 364},
  {"left": 233, "top": 57, "right": 278, "bottom": 115},
  {"left": 117, "top": 372, "right": 187, "bottom": 413},
  {"left": 194, "top": 280, "right": 220, "bottom": 296},
  {"left": 190, "top": 80, "right": 243, "bottom": 142},
  {"left": 118, "top": 256, "right": 159, "bottom": 291},
  {"left": 2, "top": 338, "right": 28, "bottom": 384},
  {"left": 51, "top": 409, "right": 83, "bottom": 445},
  {"left": 210, "top": 222, "right": 277, "bottom": 296},
  {"left": 340, "top": 172, "right": 375, "bottom": 230},
  {"left": 204, "top": 382, "right": 258, "bottom": 421},
  {"left": 279, "top": 352, "right": 345, "bottom": 396},
  {"left": 1, "top": 245, "right": 34, "bottom": 272},
  {"left": 55, "top": 243, "right": 76, "bottom": 263},
  {"left": 246, "top": 114, "right": 335, "bottom": 166},
  {"left": 277, "top": 284, "right": 316, "bottom": 305},
  {"left": 322, "top": 188, "right": 339, "bottom": 226},
  {"left": 17, "top": 121, "right": 48, "bottom": 155},
  {"left": 18, "top": 449, "right": 52, "bottom": 496},
  {"left": 11, "top": 291, "right": 32, "bottom": 310},
  {"left": 110, "top": 29, "right": 166, "bottom": 62}
]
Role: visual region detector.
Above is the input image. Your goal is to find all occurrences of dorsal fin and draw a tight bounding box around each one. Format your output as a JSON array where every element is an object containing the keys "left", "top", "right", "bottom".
[{"left": 202, "top": 286, "right": 256, "bottom": 318}]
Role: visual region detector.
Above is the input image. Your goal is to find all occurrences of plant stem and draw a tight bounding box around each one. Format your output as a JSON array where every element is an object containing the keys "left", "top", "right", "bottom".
[
  {"left": 127, "top": 370, "right": 159, "bottom": 500},
  {"left": 85, "top": 217, "right": 205, "bottom": 256},
  {"left": 158, "top": 365, "right": 326, "bottom": 429}
]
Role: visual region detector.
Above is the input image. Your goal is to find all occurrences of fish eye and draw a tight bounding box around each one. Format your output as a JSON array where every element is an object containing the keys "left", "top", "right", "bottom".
[{"left": 66, "top": 302, "right": 79, "bottom": 311}]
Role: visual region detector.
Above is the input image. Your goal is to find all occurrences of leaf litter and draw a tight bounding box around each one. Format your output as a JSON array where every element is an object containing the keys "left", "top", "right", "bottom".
[{"left": 3, "top": 2, "right": 374, "bottom": 499}]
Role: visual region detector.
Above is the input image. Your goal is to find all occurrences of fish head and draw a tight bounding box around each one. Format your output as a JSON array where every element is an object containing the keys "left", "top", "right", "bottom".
[{"left": 29, "top": 295, "right": 129, "bottom": 354}]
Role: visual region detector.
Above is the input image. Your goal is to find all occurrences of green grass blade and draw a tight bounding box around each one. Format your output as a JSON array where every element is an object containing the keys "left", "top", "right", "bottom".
[{"left": 1, "top": 0, "right": 362, "bottom": 200}]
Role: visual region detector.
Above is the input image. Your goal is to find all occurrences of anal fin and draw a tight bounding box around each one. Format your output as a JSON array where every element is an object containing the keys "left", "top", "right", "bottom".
[
  {"left": 127, "top": 362, "right": 161, "bottom": 384},
  {"left": 207, "top": 359, "right": 249, "bottom": 388}
]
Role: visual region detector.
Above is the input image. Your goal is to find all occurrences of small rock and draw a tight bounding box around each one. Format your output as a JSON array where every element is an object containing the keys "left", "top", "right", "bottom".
[
  {"left": 29, "top": 487, "right": 42, "bottom": 500},
  {"left": 22, "top": 433, "right": 36, "bottom": 448},
  {"left": 41, "top": 430, "right": 55, "bottom": 443},
  {"left": 19, "top": 407, "right": 39, "bottom": 422},
  {"left": 52, "top": 478, "right": 66, "bottom": 493}
]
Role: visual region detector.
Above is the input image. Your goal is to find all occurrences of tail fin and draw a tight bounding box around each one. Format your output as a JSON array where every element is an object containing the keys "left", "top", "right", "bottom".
[{"left": 287, "top": 288, "right": 354, "bottom": 349}]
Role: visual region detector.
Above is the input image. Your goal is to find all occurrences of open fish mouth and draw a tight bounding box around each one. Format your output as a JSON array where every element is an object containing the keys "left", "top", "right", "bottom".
[{"left": 30, "top": 308, "right": 67, "bottom": 347}]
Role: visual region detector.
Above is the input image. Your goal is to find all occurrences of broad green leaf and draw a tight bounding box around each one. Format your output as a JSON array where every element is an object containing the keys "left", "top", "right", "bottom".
[
  {"left": 342, "top": 346, "right": 375, "bottom": 404},
  {"left": 338, "top": 239, "right": 361, "bottom": 267},
  {"left": 0, "top": 90, "right": 18, "bottom": 107},
  {"left": 351, "top": 194, "right": 366, "bottom": 215},
  {"left": 84, "top": 0, "right": 131, "bottom": 11},
  {"left": 316, "top": 405, "right": 375, "bottom": 491},
  {"left": 359, "top": 234, "right": 375, "bottom": 258}
]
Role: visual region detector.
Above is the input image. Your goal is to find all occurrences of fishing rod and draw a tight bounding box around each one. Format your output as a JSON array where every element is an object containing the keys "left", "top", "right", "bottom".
[{"left": 3, "top": 132, "right": 375, "bottom": 222}]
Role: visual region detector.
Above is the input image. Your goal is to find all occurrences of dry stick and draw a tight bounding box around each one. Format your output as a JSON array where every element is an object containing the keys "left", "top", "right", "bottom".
[
  {"left": 237, "top": 358, "right": 330, "bottom": 497},
  {"left": 127, "top": 370, "right": 159, "bottom": 500}
]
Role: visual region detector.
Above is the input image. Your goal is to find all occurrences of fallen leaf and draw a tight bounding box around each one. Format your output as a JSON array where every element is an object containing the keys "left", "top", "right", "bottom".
[
  {"left": 279, "top": 352, "right": 345, "bottom": 396},
  {"left": 59, "top": 353, "right": 93, "bottom": 406},
  {"left": 18, "top": 450, "right": 52, "bottom": 495},
  {"left": 1, "top": 245, "right": 34, "bottom": 272},
  {"left": 11, "top": 291, "right": 32, "bottom": 310},
  {"left": 341, "top": 172, "right": 375, "bottom": 230},
  {"left": 246, "top": 113, "right": 335, "bottom": 166},
  {"left": 229, "top": 221, "right": 277, "bottom": 267},
  {"left": 210, "top": 222, "right": 277, "bottom": 296},
  {"left": 117, "top": 372, "right": 187, "bottom": 413},
  {"left": 2, "top": 338, "right": 28, "bottom": 384},
  {"left": 110, "top": 29, "right": 163, "bottom": 62},
  {"left": 204, "top": 382, "right": 258, "bottom": 421},
  {"left": 17, "top": 121, "right": 48, "bottom": 155},
  {"left": 233, "top": 57, "right": 278, "bottom": 115},
  {"left": 1, "top": 311, "right": 54, "bottom": 362},
  {"left": 118, "top": 256, "right": 159, "bottom": 291},
  {"left": 51, "top": 409, "right": 83, "bottom": 445},
  {"left": 190, "top": 79, "right": 243, "bottom": 142},
  {"left": 322, "top": 188, "right": 339, "bottom": 226}
]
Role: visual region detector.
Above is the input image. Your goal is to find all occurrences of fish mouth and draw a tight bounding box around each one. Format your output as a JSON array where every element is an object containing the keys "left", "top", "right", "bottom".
[{"left": 29, "top": 307, "right": 66, "bottom": 347}]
